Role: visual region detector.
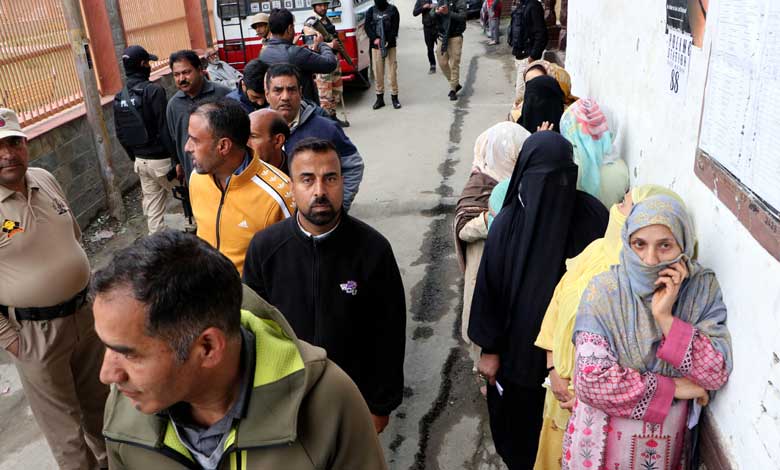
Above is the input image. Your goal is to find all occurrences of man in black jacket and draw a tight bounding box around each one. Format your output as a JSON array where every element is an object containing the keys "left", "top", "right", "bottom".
[
  {"left": 366, "top": 0, "right": 401, "bottom": 110},
  {"left": 508, "top": 0, "right": 547, "bottom": 104},
  {"left": 431, "top": 0, "right": 467, "bottom": 100},
  {"left": 413, "top": 0, "right": 438, "bottom": 74},
  {"left": 243, "top": 137, "right": 406, "bottom": 435},
  {"left": 115, "top": 45, "right": 177, "bottom": 234},
  {"left": 259, "top": 8, "right": 338, "bottom": 104}
]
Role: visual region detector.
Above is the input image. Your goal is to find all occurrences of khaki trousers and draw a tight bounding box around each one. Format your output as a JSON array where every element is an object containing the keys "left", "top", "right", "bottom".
[
  {"left": 9, "top": 302, "right": 108, "bottom": 470},
  {"left": 371, "top": 47, "right": 399, "bottom": 95},
  {"left": 438, "top": 35, "right": 464, "bottom": 91},
  {"left": 135, "top": 157, "right": 173, "bottom": 234},
  {"left": 514, "top": 57, "right": 531, "bottom": 105}
]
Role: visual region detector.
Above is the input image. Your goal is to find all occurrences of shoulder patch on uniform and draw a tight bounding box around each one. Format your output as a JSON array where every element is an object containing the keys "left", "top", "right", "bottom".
[
  {"left": 51, "top": 198, "right": 69, "bottom": 215},
  {"left": 2, "top": 219, "right": 24, "bottom": 238}
]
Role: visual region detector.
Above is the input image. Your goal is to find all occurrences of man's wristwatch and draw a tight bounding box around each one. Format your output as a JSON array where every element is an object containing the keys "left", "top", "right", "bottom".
[{"left": 546, "top": 365, "right": 555, "bottom": 373}]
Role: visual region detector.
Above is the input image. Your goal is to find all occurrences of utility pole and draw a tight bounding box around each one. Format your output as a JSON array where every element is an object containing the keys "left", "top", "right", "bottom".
[
  {"left": 201, "top": 0, "right": 214, "bottom": 47},
  {"left": 61, "top": 0, "right": 126, "bottom": 222}
]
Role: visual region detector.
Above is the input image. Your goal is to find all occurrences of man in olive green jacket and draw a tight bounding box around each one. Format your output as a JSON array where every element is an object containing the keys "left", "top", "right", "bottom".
[{"left": 92, "top": 230, "right": 386, "bottom": 470}]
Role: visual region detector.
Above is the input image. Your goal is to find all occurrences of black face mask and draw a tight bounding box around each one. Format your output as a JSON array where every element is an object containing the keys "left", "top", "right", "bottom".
[{"left": 375, "top": 0, "right": 388, "bottom": 10}]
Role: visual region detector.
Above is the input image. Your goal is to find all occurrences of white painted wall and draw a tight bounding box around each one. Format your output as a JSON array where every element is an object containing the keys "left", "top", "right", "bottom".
[{"left": 565, "top": 2, "right": 780, "bottom": 468}]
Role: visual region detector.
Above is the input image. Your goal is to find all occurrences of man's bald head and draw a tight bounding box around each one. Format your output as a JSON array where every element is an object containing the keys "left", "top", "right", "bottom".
[{"left": 248, "top": 109, "right": 290, "bottom": 169}]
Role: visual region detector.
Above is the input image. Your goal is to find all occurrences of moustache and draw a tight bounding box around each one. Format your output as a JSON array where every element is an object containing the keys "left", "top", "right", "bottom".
[
  {"left": 310, "top": 196, "right": 332, "bottom": 207},
  {"left": 178, "top": 80, "right": 190, "bottom": 87}
]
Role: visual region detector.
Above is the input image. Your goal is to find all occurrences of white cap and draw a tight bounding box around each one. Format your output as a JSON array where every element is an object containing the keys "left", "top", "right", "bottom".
[{"left": 0, "top": 108, "right": 26, "bottom": 140}]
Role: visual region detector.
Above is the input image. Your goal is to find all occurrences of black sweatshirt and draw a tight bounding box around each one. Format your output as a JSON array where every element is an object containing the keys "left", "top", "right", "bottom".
[
  {"left": 508, "top": 0, "right": 547, "bottom": 61},
  {"left": 242, "top": 214, "right": 406, "bottom": 416},
  {"left": 365, "top": 4, "right": 401, "bottom": 49}
]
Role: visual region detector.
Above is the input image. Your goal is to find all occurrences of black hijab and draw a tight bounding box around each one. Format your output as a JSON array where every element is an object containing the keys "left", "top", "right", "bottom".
[
  {"left": 467, "top": 131, "right": 608, "bottom": 387},
  {"left": 518, "top": 74, "right": 565, "bottom": 134}
]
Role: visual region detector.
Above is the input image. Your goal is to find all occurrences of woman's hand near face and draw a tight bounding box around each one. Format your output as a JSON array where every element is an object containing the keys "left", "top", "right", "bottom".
[{"left": 652, "top": 261, "right": 688, "bottom": 334}]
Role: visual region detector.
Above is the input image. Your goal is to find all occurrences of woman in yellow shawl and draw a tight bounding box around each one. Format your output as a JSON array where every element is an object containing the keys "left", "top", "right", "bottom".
[{"left": 532, "top": 185, "right": 686, "bottom": 470}]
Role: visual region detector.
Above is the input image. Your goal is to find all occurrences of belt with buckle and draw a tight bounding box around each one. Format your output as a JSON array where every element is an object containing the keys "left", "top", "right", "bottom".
[{"left": 0, "top": 288, "right": 88, "bottom": 322}]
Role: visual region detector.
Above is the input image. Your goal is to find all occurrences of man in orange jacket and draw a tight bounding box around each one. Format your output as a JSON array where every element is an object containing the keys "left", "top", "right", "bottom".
[{"left": 186, "top": 99, "right": 295, "bottom": 273}]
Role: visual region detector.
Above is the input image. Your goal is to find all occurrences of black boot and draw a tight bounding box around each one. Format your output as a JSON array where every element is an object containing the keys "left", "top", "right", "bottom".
[
  {"left": 373, "top": 94, "right": 385, "bottom": 110},
  {"left": 391, "top": 95, "right": 401, "bottom": 109},
  {"left": 329, "top": 112, "right": 350, "bottom": 128}
]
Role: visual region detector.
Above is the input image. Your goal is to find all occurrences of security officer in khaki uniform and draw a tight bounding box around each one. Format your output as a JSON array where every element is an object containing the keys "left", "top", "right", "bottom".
[
  {"left": 310, "top": 0, "right": 349, "bottom": 127},
  {"left": 248, "top": 12, "right": 270, "bottom": 43},
  {"left": 0, "top": 108, "right": 108, "bottom": 469}
]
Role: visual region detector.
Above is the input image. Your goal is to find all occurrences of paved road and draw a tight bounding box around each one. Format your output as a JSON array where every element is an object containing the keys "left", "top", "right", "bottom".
[{"left": 0, "top": 3, "right": 516, "bottom": 468}]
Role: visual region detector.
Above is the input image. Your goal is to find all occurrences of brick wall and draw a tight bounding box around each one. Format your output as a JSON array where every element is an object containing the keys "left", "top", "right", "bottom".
[{"left": 26, "top": 73, "right": 177, "bottom": 227}]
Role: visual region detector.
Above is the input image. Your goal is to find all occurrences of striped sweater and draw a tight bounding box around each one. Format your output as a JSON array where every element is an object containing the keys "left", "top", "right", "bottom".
[{"left": 190, "top": 154, "right": 295, "bottom": 274}]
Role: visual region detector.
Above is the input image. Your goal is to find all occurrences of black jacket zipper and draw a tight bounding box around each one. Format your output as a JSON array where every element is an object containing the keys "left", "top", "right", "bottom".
[{"left": 312, "top": 237, "right": 321, "bottom": 346}]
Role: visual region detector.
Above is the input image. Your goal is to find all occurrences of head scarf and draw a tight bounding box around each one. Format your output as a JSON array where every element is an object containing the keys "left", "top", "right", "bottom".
[
  {"left": 560, "top": 98, "right": 614, "bottom": 199},
  {"left": 454, "top": 123, "right": 530, "bottom": 270},
  {"left": 574, "top": 195, "right": 732, "bottom": 375},
  {"left": 518, "top": 75, "right": 565, "bottom": 134},
  {"left": 527, "top": 60, "right": 577, "bottom": 106},
  {"left": 472, "top": 122, "right": 531, "bottom": 182},
  {"left": 468, "top": 132, "right": 609, "bottom": 387}
]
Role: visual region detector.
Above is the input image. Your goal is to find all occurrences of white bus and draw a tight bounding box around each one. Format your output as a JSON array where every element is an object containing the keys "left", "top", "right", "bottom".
[{"left": 215, "top": 0, "right": 371, "bottom": 86}]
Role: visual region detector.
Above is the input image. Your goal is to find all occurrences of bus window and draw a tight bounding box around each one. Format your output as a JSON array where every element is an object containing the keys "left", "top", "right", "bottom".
[{"left": 218, "top": 0, "right": 250, "bottom": 18}]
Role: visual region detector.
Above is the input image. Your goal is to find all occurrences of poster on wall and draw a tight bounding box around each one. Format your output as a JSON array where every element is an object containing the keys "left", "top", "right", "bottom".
[
  {"left": 665, "top": 0, "right": 708, "bottom": 47},
  {"left": 664, "top": 0, "right": 708, "bottom": 97}
]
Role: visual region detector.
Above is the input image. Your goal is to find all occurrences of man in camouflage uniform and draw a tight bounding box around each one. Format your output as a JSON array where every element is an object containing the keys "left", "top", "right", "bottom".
[{"left": 310, "top": 0, "right": 349, "bottom": 127}]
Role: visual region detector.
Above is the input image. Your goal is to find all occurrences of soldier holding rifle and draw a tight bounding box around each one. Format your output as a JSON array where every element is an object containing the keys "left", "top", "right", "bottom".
[
  {"left": 308, "top": 0, "right": 350, "bottom": 127},
  {"left": 366, "top": 0, "right": 401, "bottom": 110}
]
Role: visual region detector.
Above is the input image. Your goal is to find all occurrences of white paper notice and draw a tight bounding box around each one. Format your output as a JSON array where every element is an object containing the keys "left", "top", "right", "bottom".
[
  {"left": 666, "top": 29, "right": 692, "bottom": 98},
  {"left": 699, "top": 0, "right": 780, "bottom": 212}
]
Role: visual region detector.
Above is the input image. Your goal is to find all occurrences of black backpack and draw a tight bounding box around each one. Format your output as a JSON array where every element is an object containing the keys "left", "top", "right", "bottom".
[{"left": 113, "top": 83, "right": 150, "bottom": 150}]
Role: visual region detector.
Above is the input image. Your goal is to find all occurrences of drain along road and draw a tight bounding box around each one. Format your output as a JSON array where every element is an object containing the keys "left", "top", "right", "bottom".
[{"left": 0, "top": 1, "right": 516, "bottom": 468}]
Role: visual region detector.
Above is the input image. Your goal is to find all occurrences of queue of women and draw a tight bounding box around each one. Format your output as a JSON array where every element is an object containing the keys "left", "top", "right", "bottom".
[{"left": 454, "top": 60, "right": 733, "bottom": 470}]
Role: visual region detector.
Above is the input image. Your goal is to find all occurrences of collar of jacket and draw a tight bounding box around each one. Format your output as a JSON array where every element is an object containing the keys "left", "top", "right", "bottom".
[
  {"left": 219, "top": 152, "right": 263, "bottom": 190},
  {"left": 102, "top": 285, "right": 327, "bottom": 462},
  {"left": 290, "top": 209, "right": 349, "bottom": 245},
  {"left": 264, "top": 37, "right": 292, "bottom": 46},
  {"left": 294, "top": 101, "right": 318, "bottom": 130}
]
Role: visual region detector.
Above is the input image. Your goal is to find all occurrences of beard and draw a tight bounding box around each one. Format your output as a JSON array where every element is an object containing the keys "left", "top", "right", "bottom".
[{"left": 301, "top": 196, "right": 339, "bottom": 226}]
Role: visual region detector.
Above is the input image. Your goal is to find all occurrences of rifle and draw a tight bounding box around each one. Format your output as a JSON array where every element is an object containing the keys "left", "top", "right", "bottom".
[
  {"left": 172, "top": 185, "right": 194, "bottom": 227},
  {"left": 375, "top": 10, "right": 388, "bottom": 58},
  {"left": 304, "top": 17, "right": 354, "bottom": 67}
]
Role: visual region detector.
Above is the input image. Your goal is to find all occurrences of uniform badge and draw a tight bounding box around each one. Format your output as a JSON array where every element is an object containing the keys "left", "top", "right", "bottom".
[
  {"left": 2, "top": 219, "right": 24, "bottom": 239},
  {"left": 340, "top": 280, "right": 358, "bottom": 296}
]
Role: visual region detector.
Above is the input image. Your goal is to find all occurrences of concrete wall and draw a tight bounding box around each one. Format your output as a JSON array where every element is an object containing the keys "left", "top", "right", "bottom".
[
  {"left": 26, "top": 74, "right": 177, "bottom": 227},
  {"left": 566, "top": 2, "right": 780, "bottom": 468}
]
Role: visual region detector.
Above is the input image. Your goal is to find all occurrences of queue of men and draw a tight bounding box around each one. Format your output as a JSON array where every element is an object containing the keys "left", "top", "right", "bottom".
[{"left": 1, "top": 3, "right": 410, "bottom": 467}]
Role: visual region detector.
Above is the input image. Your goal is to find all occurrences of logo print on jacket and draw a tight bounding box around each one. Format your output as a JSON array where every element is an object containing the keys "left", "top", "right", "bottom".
[{"left": 340, "top": 281, "right": 358, "bottom": 296}]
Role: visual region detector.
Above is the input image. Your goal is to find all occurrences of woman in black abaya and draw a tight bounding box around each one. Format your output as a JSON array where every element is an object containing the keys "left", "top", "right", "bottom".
[
  {"left": 467, "top": 131, "right": 608, "bottom": 469},
  {"left": 518, "top": 73, "right": 565, "bottom": 134}
]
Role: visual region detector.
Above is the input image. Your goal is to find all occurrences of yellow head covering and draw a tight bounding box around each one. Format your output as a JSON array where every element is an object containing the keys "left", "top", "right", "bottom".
[{"left": 533, "top": 184, "right": 685, "bottom": 429}]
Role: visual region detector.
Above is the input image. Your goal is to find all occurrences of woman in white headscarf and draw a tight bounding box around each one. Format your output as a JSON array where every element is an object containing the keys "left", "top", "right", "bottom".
[{"left": 454, "top": 122, "right": 530, "bottom": 368}]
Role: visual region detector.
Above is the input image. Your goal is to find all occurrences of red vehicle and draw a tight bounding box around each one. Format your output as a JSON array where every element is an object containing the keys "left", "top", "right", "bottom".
[{"left": 215, "top": 0, "right": 371, "bottom": 85}]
